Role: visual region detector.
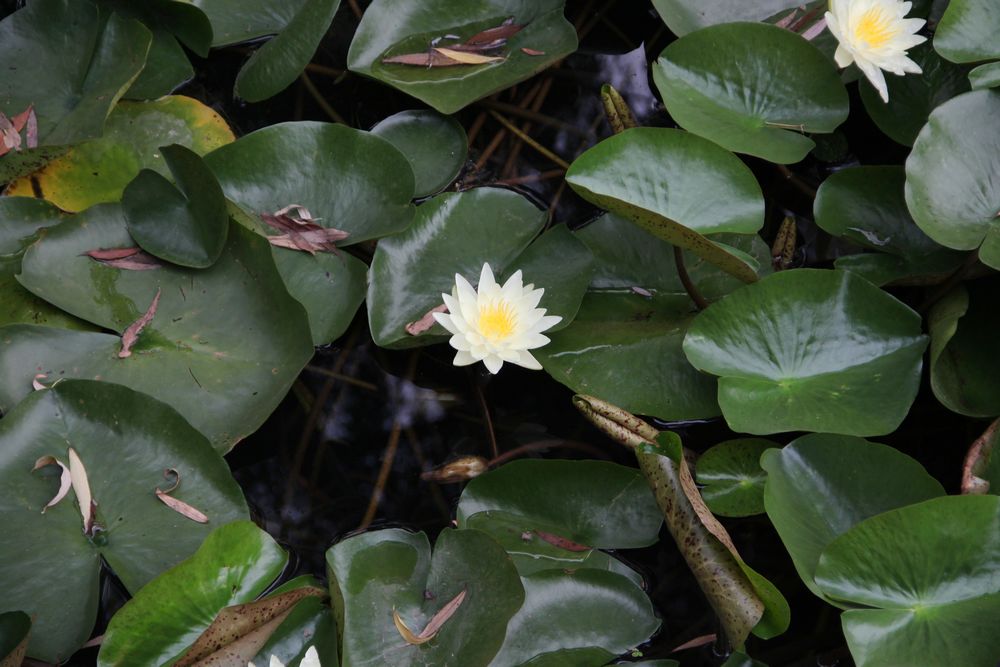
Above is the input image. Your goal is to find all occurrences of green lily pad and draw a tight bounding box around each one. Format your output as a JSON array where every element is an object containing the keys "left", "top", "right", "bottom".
[
  {"left": 125, "top": 29, "right": 195, "bottom": 100},
  {"left": 234, "top": 0, "right": 342, "bottom": 102},
  {"left": 99, "top": 521, "right": 329, "bottom": 666},
  {"left": 814, "top": 166, "right": 964, "bottom": 286},
  {"left": 456, "top": 459, "right": 663, "bottom": 549},
  {"left": 0, "top": 203, "right": 314, "bottom": 452},
  {"left": 0, "top": 381, "right": 248, "bottom": 663},
  {"left": 0, "top": 0, "right": 150, "bottom": 147},
  {"left": 347, "top": 0, "right": 578, "bottom": 114},
  {"left": 928, "top": 280, "right": 1000, "bottom": 417},
  {"left": 970, "top": 61, "right": 1000, "bottom": 90},
  {"left": 123, "top": 144, "right": 229, "bottom": 268},
  {"left": 683, "top": 269, "right": 928, "bottom": 436},
  {"left": 367, "top": 187, "right": 562, "bottom": 349},
  {"left": 489, "top": 569, "right": 660, "bottom": 667},
  {"left": 5, "top": 96, "right": 236, "bottom": 212},
  {"left": 0, "top": 612, "right": 30, "bottom": 667},
  {"left": 566, "top": 127, "right": 764, "bottom": 283},
  {"left": 722, "top": 652, "right": 768, "bottom": 667},
  {"left": 933, "top": 0, "right": 1000, "bottom": 64},
  {"left": 652, "top": 23, "right": 848, "bottom": 164},
  {"left": 650, "top": 0, "right": 802, "bottom": 36},
  {"left": 695, "top": 438, "right": 775, "bottom": 518},
  {"left": 538, "top": 214, "right": 772, "bottom": 421},
  {"left": 859, "top": 43, "right": 971, "bottom": 147},
  {"left": 815, "top": 495, "right": 1000, "bottom": 667},
  {"left": 761, "top": 433, "right": 945, "bottom": 604},
  {"left": 371, "top": 110, "right": 469, "bottom": 197},
  {"left": 905, "top": 90, "right": 1000, "bottom": 269},
  {"left": 192, "top": 0, "right": 306, "bottom": 46},
  {"left": 251, "top": 596, "right": 338, "bottom": 667},
  {"left": 327, "top": 527, "right": 524, "bottom": 666}
]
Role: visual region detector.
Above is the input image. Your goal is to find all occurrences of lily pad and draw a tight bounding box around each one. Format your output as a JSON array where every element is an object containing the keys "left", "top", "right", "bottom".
[
  {"left": 858, "top": 43, "right": 971, "bottom": 147},
  {"left": 933, "top": 0, "right": 1000, "bottom": 64},
  {"left": 99, "top": 521, "right": 330, "bottom": 666},
  {"left": 652, "top": 23, "right": 848, "bottom": 164},
  {"left": 234, "top": 0, "right": 342, "bottom": 102},
  {"left": 193, "top": 0, "right": 307, "bottom": 46},
  {"left": 5, "top": 96, "right": 236, "bottom": 212},
  {"left": 0, "top": 203, "right": 314, "bottom": 452},
  {"left": 0, "top": 612, "right": 30, "bottom": 667},
  {"left": 0, "top": 381, "right": 248, "bottom": 663},
  {"left": 123, "top": 144, "right": 229, "bottom": 268},
  {"left": 0, "top": 198, "right": 67, "bottom": 257},
  {"left": 367, "top": 187, "right": 559, "bottom": 348},
  {"left": 970, "top": 61, "right": 1000, "bottom": 90},
  {"left": 125, "top": 29, "right": 195, "bottom": 100},
  {"left": 566, "top": 127, "right": 764, "bottom": 283},
  {"left": 347, "top": 0, "right": 578, "bottom": 114},
  {"left": 814, "top": 166, "right": 964, "bottom": 286},
  {"left": 0, "top": 0, "right": 151, "bottom": 147},
  {"left": 683, "top": 269, "right": 928, "bottom": 436},
  {"left": 761, "top": 433, "right": 944, "bottom": 604},
  {"left": 905, "top": 90, "right": 1000, "bottom": 269},
  {"left": 650, "top": 0, "right": 802, "bottom": 36},
  {"left": 456, "top": 459, "right": 663, "bottom": 549},
  {"left": 695, "top": 438, "right": 775, "bottom": 518},
  {"left": 371, "top": 110, "right": 469, "bottom": 197},
  {"left": 815, "top": 495, "right": 1000, "bottom": 667},
  {"left": 326, "top": 527, "right": 524, "bottom": 666},
  {"left": 928, "top": 280, "right": 1000, "bottom": 417},
  {"left": 489, "top": 569, "right": 660, "bottom": 667}
]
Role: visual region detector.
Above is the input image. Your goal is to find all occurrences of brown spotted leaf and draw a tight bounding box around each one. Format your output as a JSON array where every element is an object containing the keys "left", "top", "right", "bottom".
[
  {"left": 405, "top": 304, "right": 447, "bottom": 336},
  {"left": 32, "top": 455, "right": 71, "bottom": 514},
  {"left": 118, "top": 288, "right": 161, "bottom": 358}
]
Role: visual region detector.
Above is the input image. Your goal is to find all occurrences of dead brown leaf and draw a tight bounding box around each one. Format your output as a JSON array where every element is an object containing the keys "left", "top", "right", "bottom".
[
  {"left": 963, "top": 417, "right": 998, "bottom": 494},
  {"left": 119, "top": 288, "right": 161, "bottom": 358},
  {"left": 465, "top": 17, "right": 523, "bottom": 45},
  {"left": 671, "top": 633, "right": 717, "bottom": 652},
  {"left": 432, "top": 47, "right": 504, "bottom": 65},
  {"left": 67, "top": 447, "right": 95, "bottom": 535},
  {"left": 261, "top": 206, "right": 348, "bottom": 255},
  {"left": 532, "top": 530, "right": 590, "bottom": 552},
  {"left": 393, "top": 589, "right": 467, "bottom": 645},
  {"left": 520, "top": 47, "right": 545, "bottom": 56},
  {"left": 154, "top": 468, "right": 209, "bottom": 523},
  {"left": 0, "top": 104, "right": 36, "bottom": 156},
  {"left": 405, "top": 304, "right": 448, "bottom": 336},
  {"left": 86, "top": 247, "right": 163, "bottom": 271},
  {"left": 33, "top": 455, "right": 71, "bottom": 513},
  {"left": 32, "top": 373, "right": 47, "bottom": 391},
  {"left": 382, "top": 51, "right": 463, "bottom": 67},
  {"left": 420, "top": 455, "right": 488, "bottom": 482}
]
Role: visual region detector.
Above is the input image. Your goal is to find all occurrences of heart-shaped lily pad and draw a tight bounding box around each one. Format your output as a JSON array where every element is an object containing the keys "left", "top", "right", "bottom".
[
  {"left": 0, "top": 381, "right": 248, "bottom": 663},
  {"left": 928, "top": 279, "right": 1000, "bottom": 417},
  {"left": 123, "top": 144, "right": 229, "bottom": 268},
  {"left": 683, "top": 269, "right": 928, "bottom": 436},
  {"left": 814, "top": 166, "right": 964, "bottom": 286},
  {"left": 695, "top": 438, "right": 775, "bottom": 518},
  {"left": 371, "top": 110, "right": 469, "bottom": 198},
  {"left": 456, "top": 459, "right": 663, "bottom": 549},
  {"left": 99, "top": 521, "right": 332, "bottom": 666},
  {"left": 970, "top": 62, "right": 1000, "bottom": 90},
  {"left": 0, "top": 203, "right": 314, "bottom": 452},
  {"left": 566, "top": 127, "right": 764, "bottom": 283},
  {"left": 905, "top": 89, "right": 1000, "bottom": 270},
  {"left": 489, "top": 569, "right": 660, "bottom": 667},
  {"left": 650, "top": 0, "right": 802, "bottom": 36},
  {"left": 652, "top": 23, "right": 848, "bottom": 164},
  {"left": 327, "top": 527, "right": 524, "bottom": 666},
  {"left": 5, "top": 96, "right": 236, "bottom": 212},
  {"left": 347, "top": 0, "right": 578, "bottom": 114},
  {"left": 815, "top": 495, "right": 1000, "bottom": 667},
  {"left": 761, "top": 433, "right": 944, "bottom": 604},
  {"left": 0, "top": 0, "right": 150, "bottom": 148},
  {"left": 193, "top": 0, "right": 304, "bottom": 46},
  {"left": 858, "top": 43, "right": 971, "bottom": 147},
  {"left": 933, "top": 0, "right": 1000, "bottom": 64}
]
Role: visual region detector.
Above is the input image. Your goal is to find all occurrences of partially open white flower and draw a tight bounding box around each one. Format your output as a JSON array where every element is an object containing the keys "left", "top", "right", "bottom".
[
  {"left": 433, "top": 263, "right": 561, "bottom": 374},
  {"left": 825, "top": 0, "right": 926, "bottom": 103},
  {"left": 249, "top": 646, "right": 321, "bottom": 667}
]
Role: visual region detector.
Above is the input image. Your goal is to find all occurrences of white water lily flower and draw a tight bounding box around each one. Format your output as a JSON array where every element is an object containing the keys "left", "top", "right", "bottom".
[
  {"left": 825, "top": 0, "right": 926, "bottom": 103},
  {"left": 249, "top": 646, "right": 321, "bottom": 667},
  {"left": 433, "top": 263, "right": 561, "bottom": 374}
]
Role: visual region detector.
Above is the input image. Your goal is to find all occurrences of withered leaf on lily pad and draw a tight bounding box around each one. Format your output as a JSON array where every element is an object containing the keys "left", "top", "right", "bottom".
[
  {"left": 0, "top": 105, "right": 37, "bottom": 156},
  {"left": 67, "top": 446, "right": 95, "bottom": 536},
  {"left": 154, "top": 468, "right": 209, "bottom": 524},
  {"left": 84, "top": 247, "right": 163, "bottom": 271},
  {"left": 432, "top": 48, "right": 504, "bottom": 65},
  {"left": 261, "top": 205, "right": 349, "bottom": 255},
  {"left": 32, "top": 455, "right": 70, "bottom": 514},
  {"left": 394, "top": 589, "right": 468, "bottom": 645},
  {"left": 118, "top": 288, "right": 161, "bottom": 359}
]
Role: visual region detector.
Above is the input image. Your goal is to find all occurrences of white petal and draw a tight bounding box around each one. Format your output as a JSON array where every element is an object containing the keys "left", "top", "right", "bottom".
[
  {"left": 528, "top": 315, "right": 562, "bottom": 334},
  {"left": 520, "top": 333, "right": 551, "bottom": 349},
  {"left": 501, "top": 269, "right": 524, "bottom": 296},
  {"left": 449, "top": 333, "right": 472, "bottom": 351},
  {"left": 433, "top": 310, "right": 459, "bottom": 335},
  {"left": 454, "top": 275, "right": 479, "bottom": 324},
  {"left": 478, "top": 263, "right": 498, "bottom": 293},
  {"left": 857, "top": 59, "right": 889, "bottom": 102},
  {"left": 269, "top": 656, "right": 286, "bottom": 667},
  {"left": 453, "top": 349, "right": 478, "bottom": 366},
  {"left": 834, "top": 43, "right": 855, "bottom": 68},
  {"left": 440, "top": 294, "right": 470, "bottom": 333},
  {"left": 301, "top": 647, "right": 322, "bottom": 667},
  {"left": 511, "top": 350, "right": 543, "bottom": 370},
  {"left": 483, "top": 354, "right": 504, "bottom": 374}
]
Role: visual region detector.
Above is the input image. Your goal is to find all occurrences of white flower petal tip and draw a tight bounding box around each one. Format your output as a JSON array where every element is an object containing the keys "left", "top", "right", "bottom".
[
  {"left": 825, "top": 0, "right": 927, "bottom": 103},
  {"left": 441, "top": 262, "right": 560, "bottom": 374},
  {"left": 249, "top": 647, "right": 321, "bottom": 667}
]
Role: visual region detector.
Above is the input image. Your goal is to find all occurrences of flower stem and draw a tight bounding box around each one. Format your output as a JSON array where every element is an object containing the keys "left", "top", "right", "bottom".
[{"left": 674, "top": 246, "right": 709, "bottom": 311}]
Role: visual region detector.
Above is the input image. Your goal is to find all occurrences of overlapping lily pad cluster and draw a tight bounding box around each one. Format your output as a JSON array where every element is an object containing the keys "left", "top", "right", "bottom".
[{"left": 0, "top": 0, "right": 998, "bottom": 665}]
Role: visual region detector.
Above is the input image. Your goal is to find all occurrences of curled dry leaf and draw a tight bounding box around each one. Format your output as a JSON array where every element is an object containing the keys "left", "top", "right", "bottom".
[
  {"left": 0, "top": 104, "right": 37, "bottom": 156},
  {"left": 671, "top": 633, "right": 717, "bottom": 653},
  {"left": 67, "top": 447, "right": 95, "bottom": 535},
  {"left": 85, "top": 247, "right": 163, "bottom": 271},
  {"left": 464, "top": 17, "right": 523, "bottom": 45},
  {"left": 532, "top": 530, "right": 590, "bottom": 552},
  {"left": 32, "top": 455, "right": 71, "bottom": 513},
  {"left": 32, "top": 373, "right": 47, "bottom": 391},
  {"left": 432, "top": 48, "right": 504, "bottom": 65},
  {"left": 153, "top": 467, "right": 209, "bottom": 523},
  {"left": 118, "top": 288, "right": 161, "bottom": 358},
  {"left": 393, "top": 589, "right": 467, "bottom": 645},
  {"left": 962, "top": 417, "right": 999, "bottom": 494},
  {"left": 420, "top": 455, "right": 488, "bottom": 482},
  {"left": 520, "top": 47, "right": 545, "bottom": 56},
  {"left": 261, "top": 206, "right": 349, "bottom": 255},
  {"left": 405, "top": 304, "right": 448, "bottom": 336}
]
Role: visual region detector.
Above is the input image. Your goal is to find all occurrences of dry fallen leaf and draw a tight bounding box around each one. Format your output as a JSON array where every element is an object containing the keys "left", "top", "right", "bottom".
[
  {"left": 464, "top": 17, "right": 524, "bottom": 45},
  {"left": 119, "top": 288, "right": 161, "bottom": 358},
  {"left": 394, "top": 589, "right": 467, "bottom": 645},
  {"left": 420, "top": 455, "right": 489, "bottom": 483},
  {"left": 32, "top": 373, "right": 48, "bottom": 391},
  {"left": 405, "top": 304, "right": 448, "bottom": 336},
  {"left": 520, "top": 47, "right": 545, "bottom": 56},
  {"left": 154, "top": 468, "right": 209, "bottom": 523},
  {"left": 85, "top": 247, "right": 163, "bottom": 271},
  {"left": 432, "top": 47, "right": 504, "bottom": 65},
  {"left": 382, "top": 51, "right": 463, "bottom": 67},
  {"left": 33, "top": 455, "right": 71, "bottom": 514},
  {"left": 0, "top": 104, "right": 36, "bottom": 156},
  {"left": 67, "top": 447, "right": 95, "bottom": 535},
  {"left": 261, "top": 206, "right": 349, "bottom": 255},
  {"left": 533, "top": 530, "right": 590, "bottom": 552}
]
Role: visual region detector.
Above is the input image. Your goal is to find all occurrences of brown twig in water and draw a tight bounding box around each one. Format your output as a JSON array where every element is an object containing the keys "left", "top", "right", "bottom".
[
  {"left": 305, "top": 365, "right": 378, "bottom": 391},
  {"left": 300, "top": 71, "right": 347, "bottom": 125},
  {"left": 346, "top": 0, "right": 362, "bottom": 19},
  {"left": 487, "top": 110, "right": 570, "bottom": 170},
  {"left": 487, "top": 439, "right": 609, "bottom": 468},
  {"left": 675, "top": 246, "right": 709, "bottom": 311},
  {"left": 475, "top": 99, "right": 588, "bottom": 136},
  {"left": 496, "top": 168, "right": 566, "bottom": 186},
  {"left": 305, "top": 62, "right": 345, "bottom": 78},
  {"left": 474, "top": 83, "right": 543, "bottom": 170}
]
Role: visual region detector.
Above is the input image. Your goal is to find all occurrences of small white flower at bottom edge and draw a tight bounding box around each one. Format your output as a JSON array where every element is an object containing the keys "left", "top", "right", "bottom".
[
  {"left": 248, "top": 646, "right": 321, "bottom": 667},
  {"left": 825, "top": 0, "right": 926, "bottom": 103},
  {"left": 433, "top": 262, "right": 562, "bottom": 375}
]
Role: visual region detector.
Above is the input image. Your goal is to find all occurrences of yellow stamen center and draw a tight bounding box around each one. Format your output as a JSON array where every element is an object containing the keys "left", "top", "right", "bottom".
[
  {"left": 854, "top": 7, "right": 897, "bottom": 48},
  {"left": 477, "top": 300, "right": 517, "bottom": 341}
]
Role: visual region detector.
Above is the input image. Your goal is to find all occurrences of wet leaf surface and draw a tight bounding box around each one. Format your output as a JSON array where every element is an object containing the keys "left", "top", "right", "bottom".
[
  {"left": 695, "top": 438, "right": 775, "bottom": 518},
  {"left": 370, "top": 110, "right": 468, "bottom": 197}
]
